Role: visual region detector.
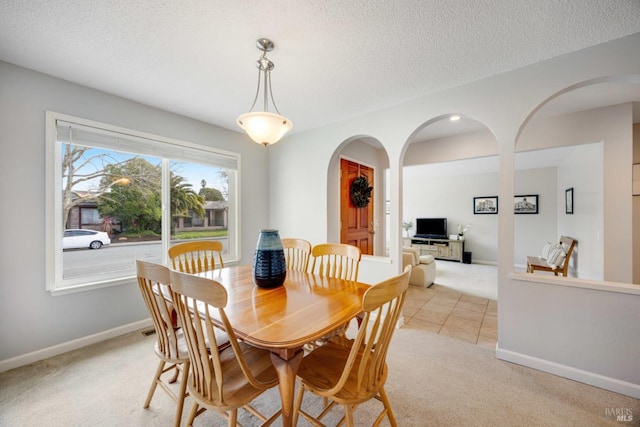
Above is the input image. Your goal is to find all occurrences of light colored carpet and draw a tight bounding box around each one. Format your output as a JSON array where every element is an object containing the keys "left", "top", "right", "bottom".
[
  {"left": 433, "top": 261, "right": 498, "bottom": 300},
  {"left": 1, "top": 324, "right": 638, "bottom": 426}
]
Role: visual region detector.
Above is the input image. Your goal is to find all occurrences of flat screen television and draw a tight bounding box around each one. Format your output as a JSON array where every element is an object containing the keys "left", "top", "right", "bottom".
[{"left": 415, "top": 218, "right": 448, "bottom": 239}]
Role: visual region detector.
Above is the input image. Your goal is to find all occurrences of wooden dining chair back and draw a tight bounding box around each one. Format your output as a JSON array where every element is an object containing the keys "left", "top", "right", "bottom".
[
  {"left": 168, "top": 269, "right": 281, "bottom": 426},
  {"left": 307, "top": 243, "right": 362, "bottom": 349},
  {"left": 310, "top": 243, "right": 361, "bottom": 281},
  {"left": 136, "top": 260, "right": 190, "bottom": 427},
  {"left": 282, "top": 238, "right": 312, "bottom": 272},
  {"left": 169, "top": 240, "right": 224, "bottom": 274},
  {"left": 293, "top": 265, "right": 412, "bottom": 427}
]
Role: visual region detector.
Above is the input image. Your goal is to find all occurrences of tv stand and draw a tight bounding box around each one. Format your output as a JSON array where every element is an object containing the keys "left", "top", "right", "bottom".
[{"left": 410, "top": 237, "right": 464, "bottom": 263}]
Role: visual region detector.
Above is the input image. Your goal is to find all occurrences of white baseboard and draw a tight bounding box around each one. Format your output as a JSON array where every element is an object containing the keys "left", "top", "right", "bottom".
[
  {"left": 0, "top": 318, "right": 153, "bottom": 373},
  {"left": 496, "top": 345, "right": 640, "bottom": 399}
]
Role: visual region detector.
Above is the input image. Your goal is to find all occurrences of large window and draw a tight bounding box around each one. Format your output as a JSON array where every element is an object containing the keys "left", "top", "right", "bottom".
[{"left": 46, "top": 112, "right": 239, "bottom": 294}]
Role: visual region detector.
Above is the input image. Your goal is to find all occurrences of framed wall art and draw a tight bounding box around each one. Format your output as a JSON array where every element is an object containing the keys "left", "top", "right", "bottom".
[
  {"left": 565, "top": 187, "right": 574, "bottom": 214},
  {"left": 514, "top": 194, "right": 538, "bottom": 214},
  {"left": 473, "top": 196, "right": 498, "bottom": 214}
]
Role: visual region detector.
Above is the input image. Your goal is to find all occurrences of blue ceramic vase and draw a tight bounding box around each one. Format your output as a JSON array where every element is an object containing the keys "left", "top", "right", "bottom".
[{"left": 253, "top": 229, "right": 286, "bottom": 288}]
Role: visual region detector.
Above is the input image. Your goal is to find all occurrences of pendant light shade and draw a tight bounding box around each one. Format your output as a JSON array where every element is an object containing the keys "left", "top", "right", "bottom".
[
  {"left": 237, "top": 38, "right": 292, "bottom": 146},
  {"left": 237, "top": 111, "right": 292, "bottom": 146}
]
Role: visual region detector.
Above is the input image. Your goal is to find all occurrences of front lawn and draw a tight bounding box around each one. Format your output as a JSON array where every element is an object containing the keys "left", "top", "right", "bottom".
[
  {"left": 172, "top": 230, "right": 228, "bottom": 239},
  {"left": 111, "top": 229, "right": 227, "bottom": 243}
]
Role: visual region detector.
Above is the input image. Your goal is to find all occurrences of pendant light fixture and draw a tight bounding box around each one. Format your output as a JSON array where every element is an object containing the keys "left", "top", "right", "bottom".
[{"left": 237, "top": 38, "right": 293, "bottom": 146}]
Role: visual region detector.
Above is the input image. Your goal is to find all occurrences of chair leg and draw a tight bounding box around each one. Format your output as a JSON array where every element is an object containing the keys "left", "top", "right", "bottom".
[
  {"left": 293, "top": 385, "right": 330, "bottom": 427},
  {"left": 144, "top": 360, "right": 166, "bottom": 408},
  {"left": 173, "top": 360, "right": 190, "bottom": 427},
  {"left": 378, "top": 387, "right": 398, "bottom": 427},
  {"left": 186, "top": 402, "right": 199, "bottom": 427},
  {"left": 228, "top": 409, "right": 237, "bottom": 427},
  {"left": 343, "top": 403, "right": 355, "bottom": 427},
  {"left": 292, "top": 383, "right": 305, "bottom": 426},
  {"left": 168, "top": 363, "right": 180, "bottom": 383}
]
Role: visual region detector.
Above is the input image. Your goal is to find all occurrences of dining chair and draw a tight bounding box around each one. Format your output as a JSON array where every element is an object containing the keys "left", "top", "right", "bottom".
[
  {"left": 168, "top": 240, "right": 224, "bottom": 274},
  {"left": 282, "top": 238, "right": 312, "bottom": 272},
  {"left": 136, "top": 260, "right": 190, "bottom": 427},
  {"left": 309, "top": 243, "right": 361, "bottom": 281},
  {"left": 168, "top": 269, "right": 282, "bottom": 427},
  {"left": 307, "top": 243, "right": 362, "bottom": 350},
  {"left": 292, "top": 265, "right": 412, "bottom": 427}
]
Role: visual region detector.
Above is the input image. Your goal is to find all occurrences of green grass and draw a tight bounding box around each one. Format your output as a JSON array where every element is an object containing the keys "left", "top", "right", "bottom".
[
  {"left": 115, "top": 229, "right": 227, "bottom": 242},
  {"left": 172, "top": 230, "right": 228, "bottom": 239}
]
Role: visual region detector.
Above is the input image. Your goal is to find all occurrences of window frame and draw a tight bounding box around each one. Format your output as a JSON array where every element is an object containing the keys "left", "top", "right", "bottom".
[{"left": 45, "top": 111, "right": 240, "bottom": 295}]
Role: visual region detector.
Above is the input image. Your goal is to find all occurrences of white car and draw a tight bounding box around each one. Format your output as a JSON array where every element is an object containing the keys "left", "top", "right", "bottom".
[{"left": 63, "top": 229, "right": 111, "bottom": 250}]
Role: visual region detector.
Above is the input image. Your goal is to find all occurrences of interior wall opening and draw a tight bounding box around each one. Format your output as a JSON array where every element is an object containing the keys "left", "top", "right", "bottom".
[
  {"left": 514, "top": 78, "right": 640, "bottom": 284},
  {"left": 400, "top": 115, "right": 499, "bottom": 298},
  {"left": 327, "top": 136, "right": 390, "bottom": 257}
]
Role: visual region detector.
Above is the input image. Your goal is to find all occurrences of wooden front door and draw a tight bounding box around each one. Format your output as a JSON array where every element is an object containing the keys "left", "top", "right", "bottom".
[{"left": 340, "top": 159, "right": 374, "bottom": 255}]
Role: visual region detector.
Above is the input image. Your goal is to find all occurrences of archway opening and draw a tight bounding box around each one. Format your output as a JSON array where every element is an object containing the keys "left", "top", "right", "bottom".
[
  {"left": 515, "top": 78, "right": 640, "bottom": 284},
  {"left": 327, "top": 136, "right": 390, "bottom": 257},
  {"left": 401, "top": 114, "right": 499, "bottom": 299}
]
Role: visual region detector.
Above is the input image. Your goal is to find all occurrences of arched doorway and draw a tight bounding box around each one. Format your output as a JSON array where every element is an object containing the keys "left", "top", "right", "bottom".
[
  {"left": 327, "top": 136, "right": 390, "bottom": 257},
  {"left": 515, "top": 77, "right": 640, "bottom": 284},
  {"left": 400, "top": 114, "right": 499, "bottom": 299}
]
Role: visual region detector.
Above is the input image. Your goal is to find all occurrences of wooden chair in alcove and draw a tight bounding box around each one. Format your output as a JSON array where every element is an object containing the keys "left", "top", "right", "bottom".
[{"left": 527, "top": 236, "right": 576, "bottom": 277}]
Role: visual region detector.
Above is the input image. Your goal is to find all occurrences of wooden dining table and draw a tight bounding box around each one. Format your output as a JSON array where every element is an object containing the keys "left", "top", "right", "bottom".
[{"left": 197, "top": 264, "right": 370, "bottom": 427}]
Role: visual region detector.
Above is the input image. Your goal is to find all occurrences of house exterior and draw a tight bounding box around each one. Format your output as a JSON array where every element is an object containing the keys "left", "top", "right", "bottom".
[
  {"left": 66, "top": 192, "right": 102, "bottom": 231},
  {"left": 173, "top": 200, "right": 228, "bottom": 232},
  {"left": 66, "top": 191, "right": 122, "bottom": 233}
]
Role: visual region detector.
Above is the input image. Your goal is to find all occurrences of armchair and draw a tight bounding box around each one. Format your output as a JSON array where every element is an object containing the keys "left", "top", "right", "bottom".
[{"left": 402, "top": 246, "right": 435, "bottom": 287}]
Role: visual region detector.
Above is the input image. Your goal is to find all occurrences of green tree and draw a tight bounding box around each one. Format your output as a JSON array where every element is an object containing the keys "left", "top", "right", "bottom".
[
  {"left": 199, "top": 177, "right": 224, "bottom": 201},
  {"left": 198, "top": 186, "right": 224, "bottom": 201},
  {"left": 97, "top": 158, "right": 162, "bottom": 233},
  {"left": 171, "top": 174, "right": 205, "bottom": 218}
]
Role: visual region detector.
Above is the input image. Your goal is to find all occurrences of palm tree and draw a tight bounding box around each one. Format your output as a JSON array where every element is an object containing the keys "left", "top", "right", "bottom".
[{"left": 171, "top": 174, "right": 205, "bottom": 224}]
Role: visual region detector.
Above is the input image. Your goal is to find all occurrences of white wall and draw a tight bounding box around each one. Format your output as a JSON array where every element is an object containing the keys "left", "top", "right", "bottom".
[
  {"left": 0, "top": 61, "right": 269, "bottom": 364},
  {"left": 556, "top": 143, "right": 604, "bottom": 280},
  {"left": 513, "top": 167, "right": 558, "bottom": 267},
  {"left": 405, "top": 128, "right": 498, "bottom": 165},
  {"left": 514, "top": 142, "right": 605, "bottom": 279},
  {"left": 403, "top": 163, "right": 499, "bottom": 264},
  {"left": 269, "top": 33, "right": 640, "bottom": 397},
  {"left": 519, "top": 103, "right": 633, "bottom": 282}
]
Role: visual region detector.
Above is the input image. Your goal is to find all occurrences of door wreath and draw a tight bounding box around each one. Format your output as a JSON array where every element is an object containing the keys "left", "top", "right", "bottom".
[{"left": 350, "top": 176, "right": 373, "bottom": 208}]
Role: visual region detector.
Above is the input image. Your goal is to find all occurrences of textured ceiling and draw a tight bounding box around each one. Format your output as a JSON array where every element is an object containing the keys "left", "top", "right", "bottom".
[{"left": 1, "top": 1, "right": 639, "bottom": 135}]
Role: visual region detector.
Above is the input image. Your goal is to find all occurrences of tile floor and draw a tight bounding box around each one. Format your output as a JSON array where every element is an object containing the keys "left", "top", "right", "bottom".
[{"left": 403, "top": 283, "right": 497, "bottom": 349}]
